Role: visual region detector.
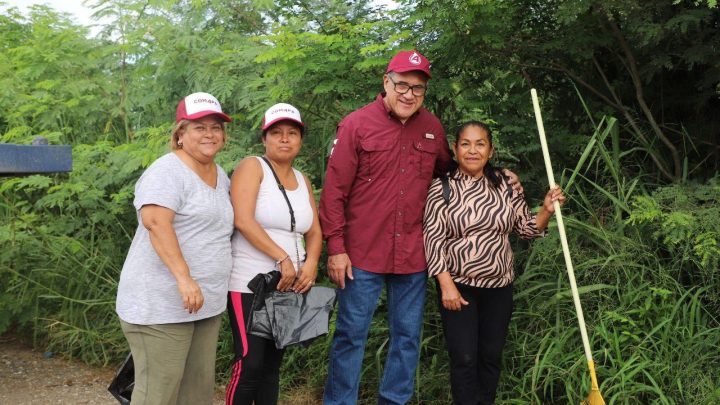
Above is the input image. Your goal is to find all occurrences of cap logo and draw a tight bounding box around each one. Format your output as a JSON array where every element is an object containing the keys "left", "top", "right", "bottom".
[
  {"left": 409, "top": 52, "right": 421, "bottom": 65},
  {"left": 269, "top": 107, "right": 297, "bottom": 115},
  {"left": 193, "top": 98, "right": 219, "bottom": 106}
]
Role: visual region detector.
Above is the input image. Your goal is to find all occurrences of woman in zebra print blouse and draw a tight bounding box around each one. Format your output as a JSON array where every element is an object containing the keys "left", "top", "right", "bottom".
[{"left": 423, "top": 120, "right": 565, "bottom": 405}]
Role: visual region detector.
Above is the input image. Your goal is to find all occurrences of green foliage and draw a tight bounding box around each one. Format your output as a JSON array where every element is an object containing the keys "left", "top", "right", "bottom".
[
  {"left": 1, "top": 0, "right": 718, "bottom": 403},
  {"left": 626, "top": 179, "right": 720, "bottom": 314},
  {"left": 0, "top": 127, "right": 168, "bottom": 362},
  {"left": 0, "top": 5, "right": 117, "bottom": 144},
  {"left": 627, "top": 181, "right": 720, "bottom": 269},
  {"left": 403, "top": 0, "right": 720, "bottom": 183}
]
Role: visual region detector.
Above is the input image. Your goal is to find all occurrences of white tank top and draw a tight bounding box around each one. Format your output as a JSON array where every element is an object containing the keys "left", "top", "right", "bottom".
[{"left": 229, "top": 156, "right": 313, "bottom": 293}]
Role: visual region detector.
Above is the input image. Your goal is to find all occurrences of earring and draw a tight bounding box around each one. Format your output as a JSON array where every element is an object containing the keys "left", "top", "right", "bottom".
[{"left": 178, "top": 141, "right": 183, "bottom": 148}]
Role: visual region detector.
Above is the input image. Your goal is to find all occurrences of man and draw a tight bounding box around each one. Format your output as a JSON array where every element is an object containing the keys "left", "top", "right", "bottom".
[
  {"left": 320, "top": 50, "right": 520, "bottom": 404},
  {"left": 319, "top": 50, "right": 450, "bottom": 405}
]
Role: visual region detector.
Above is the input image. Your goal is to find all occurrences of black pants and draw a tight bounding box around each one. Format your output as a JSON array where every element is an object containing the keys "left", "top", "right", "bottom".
[
  {"left": 226, "top": 292, "right": 285, "bottom": 405},
  {"left": 437, "top": 282, "right": 514, "bottom": 405}
]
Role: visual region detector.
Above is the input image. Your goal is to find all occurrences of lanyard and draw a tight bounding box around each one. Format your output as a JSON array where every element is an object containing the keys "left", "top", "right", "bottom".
[{"left": 261, "top": 156, "right": 301, "bottom": 268}]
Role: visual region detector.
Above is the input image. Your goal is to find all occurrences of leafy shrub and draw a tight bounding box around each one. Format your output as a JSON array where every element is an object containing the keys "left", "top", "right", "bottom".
[
  {"left": 627, "top": 179, "right": 720, "bottom": 312},
  {"left": 0, "top": 128, "right": 169, "bottom": 363}
]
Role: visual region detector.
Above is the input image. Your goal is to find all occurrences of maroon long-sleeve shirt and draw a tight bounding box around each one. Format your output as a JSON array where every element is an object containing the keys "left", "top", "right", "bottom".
[{"left": 319, "top": 94, "right": 452, "bottom": 274}]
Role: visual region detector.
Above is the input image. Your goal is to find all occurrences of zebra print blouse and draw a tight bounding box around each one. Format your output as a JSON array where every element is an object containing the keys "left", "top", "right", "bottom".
[{"left": 423, "top": 170, "right": 544, "bottom": 288}]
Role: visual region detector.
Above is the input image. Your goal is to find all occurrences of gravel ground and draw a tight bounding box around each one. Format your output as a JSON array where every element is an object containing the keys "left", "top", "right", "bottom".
[{"left": 0, "top": 335, "right": 228, "bottom": 405}]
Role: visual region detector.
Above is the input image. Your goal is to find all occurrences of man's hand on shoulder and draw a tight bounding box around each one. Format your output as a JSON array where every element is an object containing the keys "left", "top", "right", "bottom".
[{"left": 502, "top": 168, "right": 524, "bottom": 195}]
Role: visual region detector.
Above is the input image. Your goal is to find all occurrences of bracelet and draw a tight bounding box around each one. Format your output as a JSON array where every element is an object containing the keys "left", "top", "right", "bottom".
[{"left": 275, "top": 255, "right": 290, "bottom": 266}]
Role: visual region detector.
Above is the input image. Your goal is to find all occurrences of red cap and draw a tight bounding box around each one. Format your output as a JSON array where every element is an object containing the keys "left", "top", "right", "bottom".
[
  {"left": 176, "top": 92, "right": 232, "bottom": 123},
  {"left": 386, "top": 50, "right": 431, "bottom": 79}
]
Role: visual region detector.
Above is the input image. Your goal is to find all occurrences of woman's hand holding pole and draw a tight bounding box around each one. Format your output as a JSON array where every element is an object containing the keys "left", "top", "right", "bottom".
[{"left": 531, "top": 88, "right": 605, "bottom": 405}]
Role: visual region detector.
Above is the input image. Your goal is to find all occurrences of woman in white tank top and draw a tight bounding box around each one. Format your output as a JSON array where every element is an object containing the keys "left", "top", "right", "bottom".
[{"left": 225, "top": 103, "right": 322, "bottom": 405}]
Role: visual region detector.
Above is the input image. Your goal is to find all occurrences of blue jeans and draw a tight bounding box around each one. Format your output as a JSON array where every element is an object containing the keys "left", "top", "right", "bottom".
[{"left": 323, "top": 267, "right": 427, "bottom": 405}]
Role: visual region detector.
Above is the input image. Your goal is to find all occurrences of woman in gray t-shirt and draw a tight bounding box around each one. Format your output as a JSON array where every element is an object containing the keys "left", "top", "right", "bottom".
[{"left": 116, "top": 92, "right": 234, "bottom": 405}]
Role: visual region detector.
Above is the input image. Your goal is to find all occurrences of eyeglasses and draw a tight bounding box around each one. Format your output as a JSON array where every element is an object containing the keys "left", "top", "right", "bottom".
[{"left": 387, "top": 74, "right": 427, "bottom": 97}]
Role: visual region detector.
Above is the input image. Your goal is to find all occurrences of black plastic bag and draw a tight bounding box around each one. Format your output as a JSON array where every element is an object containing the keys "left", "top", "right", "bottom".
[
  {"left": 107, "top": 353, "right": 134, "bottom": 405},
  {"left": 263, "top": 286, "right": 337, "bottom": 349},
  {"left": 247, "top": 271, "right": 336, "bottom": 349}
]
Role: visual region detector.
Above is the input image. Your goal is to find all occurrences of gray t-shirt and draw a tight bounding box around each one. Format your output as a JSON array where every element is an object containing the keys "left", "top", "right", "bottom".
[{"left": 116, "top": 153, "right": 233, "bottom": 325}]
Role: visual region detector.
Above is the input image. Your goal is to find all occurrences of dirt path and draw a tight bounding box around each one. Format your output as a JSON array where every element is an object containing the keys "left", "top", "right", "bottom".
[
  {"left": 0, "top": 335, "right": 317, "bottom": 404},
  {"left": 0, "top": 335, "right": 227, "bottom": 404}
]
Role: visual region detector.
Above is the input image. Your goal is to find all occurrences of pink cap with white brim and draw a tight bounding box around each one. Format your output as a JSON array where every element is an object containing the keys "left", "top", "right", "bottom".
[
  {"left": 176, "top": 92, "right": 232, "bottom": 123},
  {"left": 262, "top": 103, "right": 304, "bottom": 131}
]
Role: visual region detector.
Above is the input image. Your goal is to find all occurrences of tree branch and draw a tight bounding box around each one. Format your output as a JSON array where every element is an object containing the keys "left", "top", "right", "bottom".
[
  {"left": 602, "top": 10, "right": 681, "bottom": 180},
  {"left": 590, "top": 56, "right": 675, "bottom": 180},
  {"left": 519, "top": 60, "right": 676, "bottom": 181}
]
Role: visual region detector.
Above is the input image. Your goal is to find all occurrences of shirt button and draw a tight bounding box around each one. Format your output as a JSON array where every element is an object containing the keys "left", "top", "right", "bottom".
[
  {"left": 400, "top": 190, "right": 404, "bottom": 196},
  {"left": 395, "top": 233, "right": 400, "bottom": 237},
  {"left": 400, "top": 168, "right": 405, "bottom": 173},
  {"left": 402, "top": 146, "right": 406, "bottom": 151}
]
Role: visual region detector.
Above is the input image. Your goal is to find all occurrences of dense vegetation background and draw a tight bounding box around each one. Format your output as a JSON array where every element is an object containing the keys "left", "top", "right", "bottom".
[{"left": 1, "top": 0, "right": 718, "bottom": 403}]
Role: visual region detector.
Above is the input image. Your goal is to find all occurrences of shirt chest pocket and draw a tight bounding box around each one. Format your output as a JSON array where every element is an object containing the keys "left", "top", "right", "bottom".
[
  {"left": 412, "top": 138, "right": 438, "bottom": 179},
  {"left": 357, "top": 138, "right": 396, "bottom": 181}
]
